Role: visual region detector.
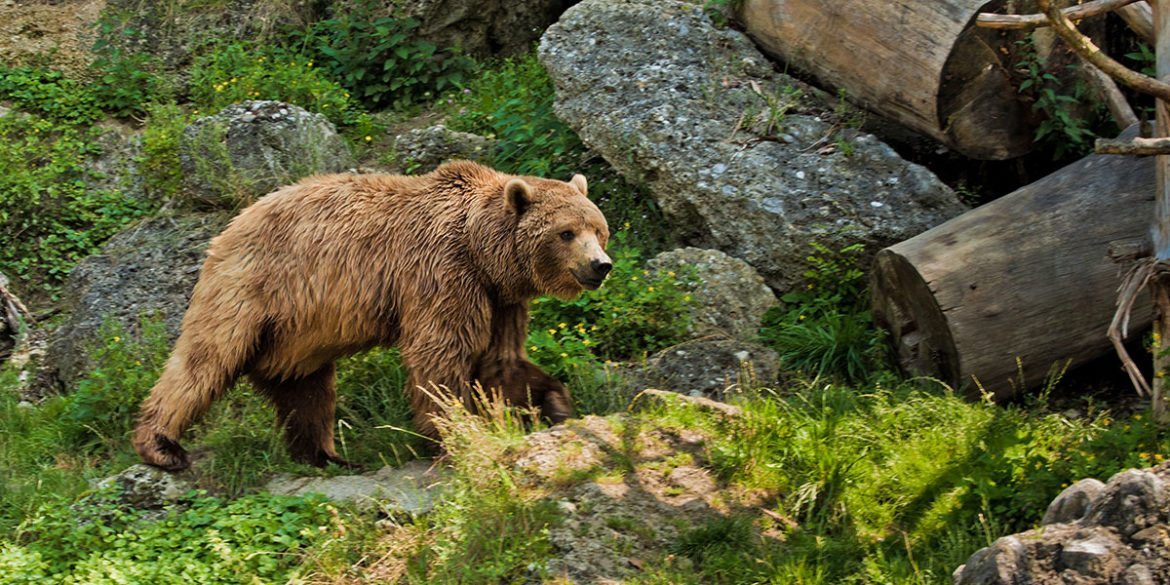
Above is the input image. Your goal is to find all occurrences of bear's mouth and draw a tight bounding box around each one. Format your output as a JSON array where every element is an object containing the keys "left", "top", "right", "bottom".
[{"left": 573, "top": 272, "right": 604, "bottom": 290}]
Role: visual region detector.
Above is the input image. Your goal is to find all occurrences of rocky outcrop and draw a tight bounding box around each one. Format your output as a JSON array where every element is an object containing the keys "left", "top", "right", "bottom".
[
  {"left": 647, "top": 247, "right": 777, "bottom": 341},
  {"left": 180, "top": 101, "right": 354, "bottom": 207},
  {"left": 539, "top": 0, "right": 965, "bottom": 292},
  {"left": 391, "top": 124, "right": 495, "bottom": 173},
  {"left": 43, "top": 212, "right": 230, "bottom": 392},
  {"left": 953, "top": 463, "right": 1170, "bottom": 585}
]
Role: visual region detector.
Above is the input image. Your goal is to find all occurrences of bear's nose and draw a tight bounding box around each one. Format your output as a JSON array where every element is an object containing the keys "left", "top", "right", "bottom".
[{"left": 591, "top": 259, "right": 613, "bottom": 277}]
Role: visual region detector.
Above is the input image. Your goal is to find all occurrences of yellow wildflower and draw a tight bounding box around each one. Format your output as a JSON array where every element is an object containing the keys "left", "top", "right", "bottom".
[
  {"left": 548, "top": 329, "right": 557, "bottom": 335},
  {"left": 530, "top": 345, "right": 538, "bottom": 352},
  {"left": 113, "top": 336, "right": 121, "bottom": 343},
  {"left": 560, "top": 352, "right": 568, "bottom": 358},
  {"left": 648, "top": 286, "right": 655, "bottom": 292},
  {"left": 559, "top": 323, "right": 568, "bottom": 329},
  {"left": 364, "top": 135, "right": 373, "bottom": 142},
  {"left": 583, "top": 339, "right": 591, "bottom": 346}
]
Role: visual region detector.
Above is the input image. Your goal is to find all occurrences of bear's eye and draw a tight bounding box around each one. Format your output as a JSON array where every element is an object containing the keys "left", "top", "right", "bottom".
[{"left": 559, "top": 230, "right": 575, "bottom": 242}]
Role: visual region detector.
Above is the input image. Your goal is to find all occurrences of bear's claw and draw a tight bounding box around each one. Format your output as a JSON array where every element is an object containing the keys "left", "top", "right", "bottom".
[{"left": 141, "top": 435, "right": 191, "bottom": 472}]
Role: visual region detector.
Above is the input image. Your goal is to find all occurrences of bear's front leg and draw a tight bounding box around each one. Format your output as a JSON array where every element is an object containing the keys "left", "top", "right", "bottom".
[{"left": 397, "top": 293, "right": 491, "bottom": 442}]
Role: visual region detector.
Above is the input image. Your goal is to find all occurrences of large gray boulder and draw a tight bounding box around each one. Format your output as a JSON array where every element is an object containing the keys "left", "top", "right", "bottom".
[
  {"left": 43, "top": 212, "right": 230, "bottom": 392},
  {"left": 180, "top": 101, "right": 354, "bottom": 207},
  {"left": 539, "top": 0, "right": 965, "bottom": 292},
  {"left": 953, "top": 462, "right": 1170, "bottom": 585},
  {"left": 647, "top": 247, "right": 777, "bottom": 341}
]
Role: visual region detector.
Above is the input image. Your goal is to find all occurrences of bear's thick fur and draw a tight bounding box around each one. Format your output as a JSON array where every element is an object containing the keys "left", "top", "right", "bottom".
[{"left": 133, "top": 161, "right": 611, "bottom": 471}]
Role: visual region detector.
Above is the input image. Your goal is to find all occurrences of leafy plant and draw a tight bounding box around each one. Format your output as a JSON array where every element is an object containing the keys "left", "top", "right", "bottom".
[
  {"left": 90, "top": 52, "right": 170, "bottom": 119},
  {"left": 287, "top": 4, "right": 474, "bottom": 110},
  {"left": 1015, "top": 39, "right": 1109, "bottom": 160},
  {"left": 188, "top": 42, "right": 359, "bottom": 125},
  {"left": 759, "top": 242, "right": 886, "bottom": 383},
  {"left": 0, "top": 68, "right": 101, "bottom": 125}
]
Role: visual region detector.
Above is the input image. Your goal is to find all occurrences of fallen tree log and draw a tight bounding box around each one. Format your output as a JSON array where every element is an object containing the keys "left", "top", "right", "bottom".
[
  {"left": 737, "top": 0, "right": 1035, "bottom": 160},
  {"left": 871, "top": 136, "right": 1154, "bottom": 400}
]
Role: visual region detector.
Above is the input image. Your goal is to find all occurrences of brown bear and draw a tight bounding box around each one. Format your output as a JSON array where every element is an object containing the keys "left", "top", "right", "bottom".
[{"left": 132, "top": 160, "right": 611, "bottom": 471}]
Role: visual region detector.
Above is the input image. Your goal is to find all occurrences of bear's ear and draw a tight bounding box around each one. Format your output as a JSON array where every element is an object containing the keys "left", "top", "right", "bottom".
[
  {"left": 505, "top": 178, "right": 532, "bottom": 215},
  {"left": 569, "top": 174, "right": 588, "bottom": 197}
]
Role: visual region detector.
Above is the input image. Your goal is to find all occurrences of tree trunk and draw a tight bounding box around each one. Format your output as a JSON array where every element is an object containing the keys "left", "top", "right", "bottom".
[
  {"left": 871, "top": 138, "right": 1154, "bottom": 399},
  {"left": 737, "top": 0, "right": 1035, "bottom": 160}
]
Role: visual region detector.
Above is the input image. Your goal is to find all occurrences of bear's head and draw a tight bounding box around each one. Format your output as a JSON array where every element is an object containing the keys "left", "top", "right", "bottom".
[{"left": 501, "top": 173, "right": 612, "bottom": 300}]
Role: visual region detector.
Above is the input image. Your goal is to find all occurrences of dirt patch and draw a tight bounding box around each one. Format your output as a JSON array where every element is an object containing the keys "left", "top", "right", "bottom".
[{"left": 0, "top": 0, "right": 104, "bottom": 77}]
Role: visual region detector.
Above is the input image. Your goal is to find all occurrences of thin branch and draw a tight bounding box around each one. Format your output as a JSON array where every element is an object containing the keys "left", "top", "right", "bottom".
[
  {"left": 1038, "top": 0, "right": 1170, "bottom": 103},
  {"left": 977, "top": 0, "right": 1140, "bottom": 29},
  {"left": 1096, "top": 136, "right": 1170, "bottom": 155}
]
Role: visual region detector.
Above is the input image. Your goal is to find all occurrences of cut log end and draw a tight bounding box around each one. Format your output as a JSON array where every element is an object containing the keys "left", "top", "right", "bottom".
[{"left": 871, "top": 249, "right": 960, "bottom": 388}]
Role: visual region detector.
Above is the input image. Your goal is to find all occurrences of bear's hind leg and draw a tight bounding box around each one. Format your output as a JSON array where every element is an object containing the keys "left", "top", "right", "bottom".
[
  {"left": 251, "top": 363, "right": 351, "bottom": 468},
  {"left": 133, "top": 336, "right": 251, "bottom": 471}
]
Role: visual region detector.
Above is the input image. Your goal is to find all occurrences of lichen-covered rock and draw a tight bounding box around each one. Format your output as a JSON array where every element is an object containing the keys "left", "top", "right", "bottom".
[
  {"left": 391, "top": 124, "right": 495, "bottom": 173},
  {"left": 96, "top": 464, "right": 193, "bottom": 510},
  {"left": 539, "top": 0, "right": 965, "bottom": 292},
  {"left": 953, "top": 462, "right": 1170, "bottom": 585},
  {"left": 180, "top": 101, "right": 354, "bottom": 207},
  {"left": 639, "top": 336, "right": 780, "bottom": 400},
  {"left": 43, "top": 212, "right": 230, "bottom": 392},
  {"left": 647, "top": 247, "right": 777, "bottom": 341}
]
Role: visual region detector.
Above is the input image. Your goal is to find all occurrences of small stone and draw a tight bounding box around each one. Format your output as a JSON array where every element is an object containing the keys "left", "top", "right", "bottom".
[{"left": 1042, "top": 478, "right": 1105, "bottom": 525}]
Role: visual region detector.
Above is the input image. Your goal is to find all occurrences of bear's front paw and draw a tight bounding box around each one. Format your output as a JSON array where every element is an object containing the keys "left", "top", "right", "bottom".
[{"left": 139, "top": 435, "right": 191, "bottom": 472}]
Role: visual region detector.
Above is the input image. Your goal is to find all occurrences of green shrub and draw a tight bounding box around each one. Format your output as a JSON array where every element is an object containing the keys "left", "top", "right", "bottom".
[
  {"left": 188, "top": 42, "right": 358, "bottom": 125},
  {"left": 0, "top": 115, "right": 151, "bottom": 292},
  {"left": 760, "top": 242, "right": 886, "bottom": 383},
  {"left": 287, "top": 4, "right": 474, "bottom": 110}
]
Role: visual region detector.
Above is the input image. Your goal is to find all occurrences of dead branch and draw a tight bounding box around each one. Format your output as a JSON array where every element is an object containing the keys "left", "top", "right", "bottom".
[{"left": 977, "top": 0, "right": 1140, "bottom": 29}]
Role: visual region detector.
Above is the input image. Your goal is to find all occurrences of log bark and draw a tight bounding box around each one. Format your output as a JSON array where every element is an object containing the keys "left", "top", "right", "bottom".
[
  {"left": 871, "top": 133, "right": 1155, "bottom": 400},
  {"left": 738, "top": 0, "right": 1034, "bottom": 160}
]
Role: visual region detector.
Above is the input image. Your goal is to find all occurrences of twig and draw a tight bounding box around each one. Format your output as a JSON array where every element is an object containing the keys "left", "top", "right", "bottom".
[
  {"left": 1096, "top": 136, "right": 1170, "bottom": 155},
  {"left": 1108, "top": 258, "right": 1156, "bottom": 397},
  {"left": 977, "top": 0, "right": 1140, "bottom": 29}
]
